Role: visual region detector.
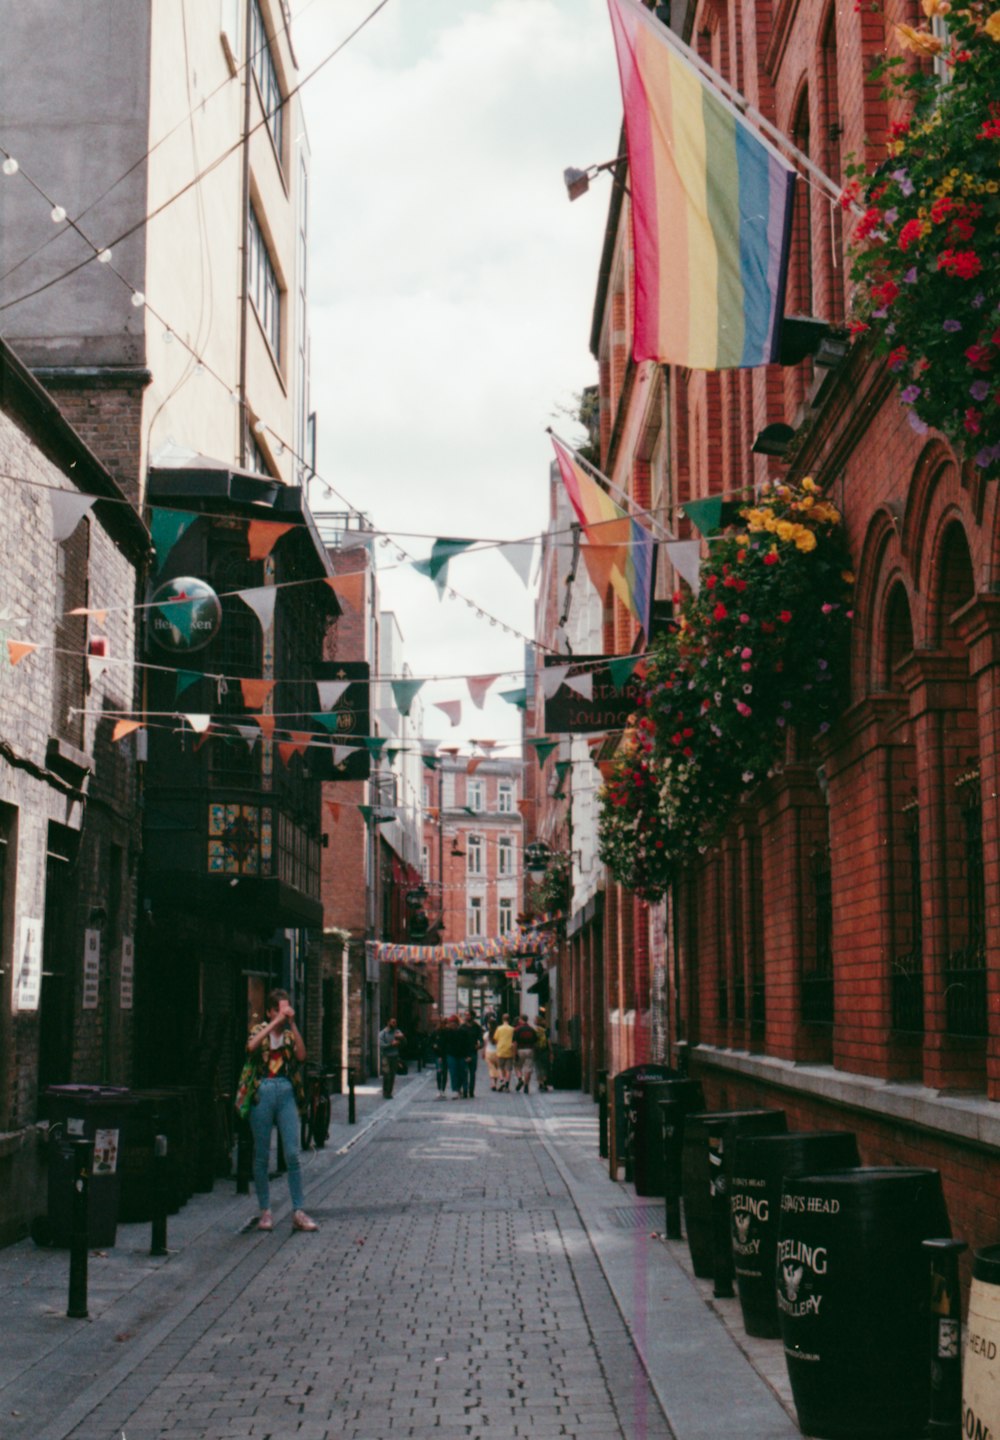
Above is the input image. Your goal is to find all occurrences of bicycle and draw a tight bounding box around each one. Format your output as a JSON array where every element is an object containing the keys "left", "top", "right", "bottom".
[{"left": 300, "top": 1067, "right": 334, "bottom": 1150}]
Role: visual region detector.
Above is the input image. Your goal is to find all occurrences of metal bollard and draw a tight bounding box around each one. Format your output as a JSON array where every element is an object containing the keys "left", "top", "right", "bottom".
[
  {"left": 348, "top": 1068, "right": 356, "bottom": 1125},
  {"left": 150, "top": 1135, "right": 169, "bottom": 1256},
  {"left": 67, "top": 1136, "right": 93, "bottom": 1319},
  {"left": 235, "top": 1114, "right": 252, "bottom": 1195},
  {"left": 597, "top": 1070, "right": 609, "bottom": 1160},
  {"left": 924, "top": 1236, "right": 968, "bottom": 1440}
]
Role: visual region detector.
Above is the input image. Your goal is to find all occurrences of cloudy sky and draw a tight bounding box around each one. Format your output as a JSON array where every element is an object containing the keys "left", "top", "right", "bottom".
[{"left": 295, "top": 0, "right": 623, "bottom": 749}]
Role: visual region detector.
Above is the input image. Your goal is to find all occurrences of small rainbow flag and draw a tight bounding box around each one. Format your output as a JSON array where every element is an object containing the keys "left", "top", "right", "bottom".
[
  {"left": 607, "top": 0, "right": 796, "bottom": 371},
  {"left": 551, "top": 436, "right": 656, "bottom": 638}
]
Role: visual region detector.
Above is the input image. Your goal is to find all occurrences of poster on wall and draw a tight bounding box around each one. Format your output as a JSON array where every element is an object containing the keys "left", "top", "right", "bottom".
[
  {"left": 82, "top": 928, "right": 101, "bottom": 1009},
  {"left": 15, "top": 918, "right": 42, "bottom": 1011},
  {"left": 120, "top": 936, "right": 134, "bottom": 1010}
]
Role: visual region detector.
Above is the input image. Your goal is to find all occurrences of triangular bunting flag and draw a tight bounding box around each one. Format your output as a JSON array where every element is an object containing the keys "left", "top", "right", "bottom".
[
  {"left": 311, "top": 712, "right": 343, "bottom": 733},
  {"left": 359, "top": 804, "right": 392, "bottom": 826},
  {"left": 363, "top": 736, "right": 388, "bottom": 756},
  {"left": 238, "top": 585, "right": 277, "bottom": 632},
  {"left": 564, "top": 672, "right": 594, "bottom": 701},
  {"left": 422, "top": 754, "right": 440, "bottom": 770},
  {"left": 467, "top": 674, "right": 499, "bottom": 710},
  {"left": 232, "top": 724, "right": 260, "bottom": 751},
  {"left": 411, "top": 538, "right": 475, "bottom": 595},
  {"left": 253, "top": 714, "right": 276, "bottom": 740},
  {"left": 434, "top": 700, "right": 462, "bottom": 728},
  {"left": 150, "top": 508, "right": 197, "bottom": 569},
  {"left": 665, "top": 538, "right": 703, "bottom": 594},
  {"left": 607, "top": 656, "right": 639, "bottom": 690},
  {"left": 541, "top": 665, "right": 569, "bottom": 700},
  {"left": 681, "top": 496, "right": 725, "bottom": 536},
  {"left": 68, "top": 607, "right": 108, "bottom": 625},
  {"left": 555, "top": 760, "right": 572, "bottom": 782},
  {"left": 326, "top": 800, "right": 342, "bottom": 824},
  {"left": 533, "top": 740, "right": 559, "bottom": 768},
  {"left": 498, "top": 539, "right": 537, "bottom": 587},
  {"left": 278, "top": 731, "right": 312, "bottom": 766},
  {"left": 155, "top": 590, "right": 197, "bottom": 641},
  {"left": 193, "top": 731, "right": 212, "bottom": 754},
  {"left": 247, "top": 520, "right": 293, "bottom": 561},
  {"left": 7, "top": 640, "right": 37, "bottom": 666},
  {"left": 391, "top": 679, "right": 424, "bottom": 718},
  {"left": 325, "top": 572, "right": 365, "bottom": 611},
  {"left": 332, "top": 744, "right": 353, "bottom": 767},
  {"left": 240, "top": 677, "right": 276, "bottom": 709},
  {"left": 181, "top": 713, "right": 212, "bottom": 734},
  {"left": 467, "top": 757, "right": 484, "bottom": 775},
  {"left": 50, "top": 491, "right": 96, "bottom": 543},
  {"left": 316, "top": 679, "right": 350, "bottom": 711},
  {"left": 112, "top": 719, "right": 143, "bottom": 742},
  {"left": 499, "top": 687, "right": 527, "bottom": 710},
  {"left": 175, "top": 670, "right": 203, "bottom": 700}
]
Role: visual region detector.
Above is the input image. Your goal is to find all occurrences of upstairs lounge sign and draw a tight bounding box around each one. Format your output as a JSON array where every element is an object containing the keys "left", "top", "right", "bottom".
[{"left": 542, "top": 655, "right": 644, "bottom": 734}]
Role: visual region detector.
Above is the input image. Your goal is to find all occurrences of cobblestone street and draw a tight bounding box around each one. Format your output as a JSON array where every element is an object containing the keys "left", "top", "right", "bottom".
[{"left": 1, "top": 1077, "right": 798, "bottom": 1440}]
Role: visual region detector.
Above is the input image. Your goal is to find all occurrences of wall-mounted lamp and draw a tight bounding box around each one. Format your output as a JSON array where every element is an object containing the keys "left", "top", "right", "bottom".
[
  {"left": 524, "top": 840, "right": 553, "bottom": 881},
  {"left": 751, "top": 423, "right": 797, "bottom": 458},
  {"left": 563, "top": 155, "right": 628, "bottom": 202}
]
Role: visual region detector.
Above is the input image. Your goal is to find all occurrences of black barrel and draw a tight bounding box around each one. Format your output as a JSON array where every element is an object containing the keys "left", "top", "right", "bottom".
[
  {"left": 657, "top": 1079, "right": 706, "bottom": 1239},
  {"left": 632, "top": 1079, "right": 682, "bottom": 1197},
  {"left": 962, "top": 1244, "right": 1000, "bottom": 1440},
  {"left": 778, "top": 1166, "right": 950, "bottom": 1440},
  {"left": 681, "top": 1108, "right": 787, "bottom": 1279},
  {"left": 730, "top": 1131, "right": 859, "bottom": 1337}
]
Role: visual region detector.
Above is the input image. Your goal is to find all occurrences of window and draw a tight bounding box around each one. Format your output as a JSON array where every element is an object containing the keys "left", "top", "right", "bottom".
[
  {"left": 467, "top": 835, "right": 482, "bottom": 876},
  {"left": 422, "top": 783, "right": 430, "bottom": 807},
  {"left": 498, "top": 782, "right": 513, "bottom": 813},
  {"left": 247, "top": 206, "right": 281, "bottom": 358},
  {"left": 249, "top": 0, "right": 284, "bottom": 161},
  {"left": 467, "top": 779, "right": 484, "bottom": 812},
  {"left": 468, "top": 896, "right": 483, "bottom": 936},
  {"left": 498, "top": 836, "right": 513, "bottom": 876},
  {"left": 498, "top": 897, "right": 513, "bottom": 935},
  {"left": 52, "top": 518, "right": 89, "bottom": 746},
  {"left": 244, "top": 419, "right": 272, "bottom": 478},
  {"left": 421, "top": 845, "right": 430, "bottom": 882}
]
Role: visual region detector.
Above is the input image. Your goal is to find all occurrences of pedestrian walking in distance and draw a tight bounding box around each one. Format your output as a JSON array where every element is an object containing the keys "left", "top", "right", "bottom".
[
  {"left": 461, "top": 1011, "right": 484, "bottom": 1098},
  {"left": 432, "top": 1016, "right": 449, "bottom": 1100},
  {"left": 379, "top": 1018, "right": 405, "bottom": 1098},
  {"left": 243, "top": 989, "right": 317, "bottom": 1233},
  {"left": 492, "top": 1014, "right": 516, "bottom": 1091},
  {"left": 513, "top": 1015, "right": 538, "bottom": 1093},
  {"left": 484, "top": 1020, "right": 501, "bottom": 1090}
]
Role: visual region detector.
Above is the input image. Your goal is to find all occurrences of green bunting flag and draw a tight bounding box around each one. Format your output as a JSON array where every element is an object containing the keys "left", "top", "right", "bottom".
[
  {"left": 499, "top": 687, "right": 527, "bottom": 710},
  {"left": 533, "top": 740, "right": 559, "bottom": 768},
  {"left": 607, "top": 656, "right": 639, "bottom": 690},
  {"left": 555, "top": 760, "right": 572, "bottom": 781},
  {"left": 681, "top": 496, "right": 725, "bottom": 536},
  {"left": 311, "top": 712, "right": 343, "bottom": 732},
  {"left": 150, "top": 508, "right": 198, "bottom": 570},
  {"left": 362, "top": 736, "right": 388, "bottom": 756},
  {"left": 422, "top": 755, "right": 440, "bottom": 770},
  {"left": 174, "top": 669, "right": 204, "bottom": 700},
  {"left": 411, "top": 538, "right": 475, "bottom": 595},
  {"left": 390, "top": 678, "right": 424, "bottom": 717}
]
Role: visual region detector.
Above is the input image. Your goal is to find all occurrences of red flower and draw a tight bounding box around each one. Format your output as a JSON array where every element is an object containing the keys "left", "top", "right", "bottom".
[
  {"left": 871, "top": 279, "right": 900, "bottom": 308},
  {"left": 931, "top": 196, "right": 955, "bottom": 224},
  {"left": 898, "top": 220, "right": 923, "bottom": 252},
  {"left": 965, "top": 408, "right": 982, "bottom": 435},
  {"left": 778, "top": 610, "right": 792, "bottom": 623},
  {"left": 849, "top": 320, "right": 869, "bottom": 335},
  {"left": 838, "top": 180, "right": 861, "bottom": 211},
  {"left": 713, "top": 602, "right": 728, "bottom": 621},
  {"left": 854, "top": 207, "right": 883, "bottom": 241},
  {"left": 949, "top": 217, "right": 976, "bottom": 244},
  {"left": 938, "top": 249, "right": 982, "bottom": 281},
  {"left": 704, "top": 574, "right": 717, "bottom": 589},
  {"left": 980, "top": 118, "right": 1000, "bottom": 139},
  {"left": 966, "top": 343, "right": 994, "bottom": 372},
  {"left": 763, "top": 552, "right": 779, "bottom": 567}
]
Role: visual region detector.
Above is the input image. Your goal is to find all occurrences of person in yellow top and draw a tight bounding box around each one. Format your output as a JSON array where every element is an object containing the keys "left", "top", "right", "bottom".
[{"left": 492, "top": 1014, "right": 516, "bottom": 1092}]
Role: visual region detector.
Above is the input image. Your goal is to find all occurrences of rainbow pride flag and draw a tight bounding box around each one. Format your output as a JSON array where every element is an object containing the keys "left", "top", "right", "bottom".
[
  {"left": 551, "top": 436, "right": 656, "bottom": 638},
  {"left": 607, "top": 0, "right": 796, "bottom": 370}
]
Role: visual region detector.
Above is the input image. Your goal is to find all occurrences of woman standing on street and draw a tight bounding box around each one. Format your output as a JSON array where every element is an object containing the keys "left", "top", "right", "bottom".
[{"left": 244, "top": 989, "right": 318, "bottom": 1233}]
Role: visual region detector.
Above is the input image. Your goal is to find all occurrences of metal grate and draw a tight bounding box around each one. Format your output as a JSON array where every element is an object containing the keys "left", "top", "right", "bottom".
[{"left": 604, "top": 1204, "right": 664, "bottom": 1231}]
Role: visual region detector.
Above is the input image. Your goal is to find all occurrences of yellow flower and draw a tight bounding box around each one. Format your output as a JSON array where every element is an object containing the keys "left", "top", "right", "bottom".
[
  {"left": 798, "top": 495, "right": 815, "bottom": 510},
  {"left": 775, "top": 520, "right": 796, "bottom": 542},
  {"left": 842, "top": 570, "right": 855, "bottom": 585},
  {"left": 801, "top": 477, "right": 817, "bottom": 492},
  {"left": 775, "top": 485, "right": 791, "bottom": 500},
  {"left": 895, "top": 22, "right": 944, "bottom": 54},
  {"left": 794, "top": 530, "right": 818, "bottom": 553},
  {"left": 921, "top": 0, "right": 950, "bottom": 14},
  {"left": 985, "top": 11, "right": 1000, "bottom": 40}
]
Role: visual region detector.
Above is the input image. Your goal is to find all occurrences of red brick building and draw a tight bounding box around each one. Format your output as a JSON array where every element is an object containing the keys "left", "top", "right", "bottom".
[{"left": 579, "top": 0, "right": 1000, "bottom": 1263}]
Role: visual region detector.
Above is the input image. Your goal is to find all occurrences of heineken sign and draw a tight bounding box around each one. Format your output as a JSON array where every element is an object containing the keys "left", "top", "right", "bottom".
[{"left": 148, "top": 576, "right": 223, "bottom": 654}]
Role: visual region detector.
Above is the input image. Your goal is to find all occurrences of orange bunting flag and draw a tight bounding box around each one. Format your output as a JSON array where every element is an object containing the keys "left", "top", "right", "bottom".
[
  {"left": 253, "top": 714, "right": 276, "bottom": 740},
  {"left": 325, "top": 572, "right": 365, "bottom": 612},
  {"left": 112, "top": 719, "right": 143, "bottom": 742},
  {"left": 240, "top": 677, "right": 276, "bottom": 709},
  {"left": 278, "top": 731, "right": 312, "bottom": 767},
  {"left": 68, "top": 607, "right": 108, "bottom": 626},
  {"left": 466, "top": 757, "right": 484, "bottom": 775},
  {"left": 326, "top": 800, "right": 342, "bottom": 825},
  {"left": 516, "top": 798, "right": 535, "bottom": 813},
  {"left": 7, "top": 640, "right": 38, "bottom": 666},
  {"left": 193, "top": 732, "right": 212, "bottom": 753},
  {"left": 247, "top": 520, "right": 294, "bottom": 561}
]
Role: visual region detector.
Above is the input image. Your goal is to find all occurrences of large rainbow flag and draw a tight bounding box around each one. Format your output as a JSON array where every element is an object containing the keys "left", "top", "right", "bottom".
[
  {"left": 551, "top": 436, "right": 656, "bottom": 638},
  {"left": 607, "top": 0, "right": 796, "bottom": 371}
]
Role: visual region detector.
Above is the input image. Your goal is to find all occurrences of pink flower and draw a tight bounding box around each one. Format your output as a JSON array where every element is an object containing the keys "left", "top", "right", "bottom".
[
  {"left": 735, "top": 701, "right": 752, "bottom": 717},
  {"left": 739, "top": 613, "right": 750, "bottom": 625}
]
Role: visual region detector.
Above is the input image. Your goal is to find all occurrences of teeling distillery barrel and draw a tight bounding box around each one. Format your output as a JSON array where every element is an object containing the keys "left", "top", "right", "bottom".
[
  {"left": 777, "top": 1167, "right": 950, "bottom": 1440},
  {"left": 963, "top": 1244, "right": 1000, "bottom": 1440},
  {"left": 681, "top": 1108, "right": 787, "bottom": 1279},
  {"left": 657, "top": 1079, "right": 706, "bottom": 1239},
  {"left": 729, "top": 1131, "right": 859, "bottom": 1339}
]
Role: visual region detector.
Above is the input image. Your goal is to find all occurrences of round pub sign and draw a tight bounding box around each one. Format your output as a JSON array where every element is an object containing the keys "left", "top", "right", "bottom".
[{"left": 149, "top": 576, "right": 222, "bottom": 654}]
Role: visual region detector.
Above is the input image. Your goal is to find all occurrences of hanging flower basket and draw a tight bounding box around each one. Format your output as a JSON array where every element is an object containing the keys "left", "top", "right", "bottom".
[
  {"left": 597, "top": 479, "right": 854, "bottom": 897},
  {"left": 845, "top": 3, "right": 1000, "bottom": 472}
]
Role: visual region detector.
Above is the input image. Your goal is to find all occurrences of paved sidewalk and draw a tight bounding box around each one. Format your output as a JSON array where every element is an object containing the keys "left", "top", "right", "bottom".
[{"left": 0, "top": 1072, "right": 803, "bottom": 1440}]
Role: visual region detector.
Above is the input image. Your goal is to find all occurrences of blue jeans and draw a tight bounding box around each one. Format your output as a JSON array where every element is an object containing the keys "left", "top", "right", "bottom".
[
  {"left": 447, "top": 1055, "right": 467, "bottom": 1095},
  {"left": 249, "top": 1077, "right": 304, "bottom": 1211}
]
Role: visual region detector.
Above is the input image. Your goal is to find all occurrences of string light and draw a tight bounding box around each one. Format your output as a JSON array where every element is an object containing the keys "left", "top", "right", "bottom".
[
  {"left": 130, "top": 290, "right": 145, "bottom": 308},
  {"left": 2, "top": 157, "right": 18, "bottom": 176},
  {"left": 96, "top": 248, "right": 112, "bottom": 264},
  {"left": 50, "top": 205, "right": 66, "bottom": 223}
]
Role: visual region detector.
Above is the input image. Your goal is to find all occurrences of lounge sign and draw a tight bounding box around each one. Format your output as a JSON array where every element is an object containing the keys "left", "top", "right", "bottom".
[
  {"left": 148, "top": 575, "right": 223, "bottom": 654},
  {"left": 542, "top": 655, "right": 643, "bottom": 734}
]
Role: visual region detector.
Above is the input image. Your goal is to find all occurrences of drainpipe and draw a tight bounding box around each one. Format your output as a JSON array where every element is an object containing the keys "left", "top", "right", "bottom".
[{"left": 237, "top": 0, "right": 253, "bottom": 467}]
